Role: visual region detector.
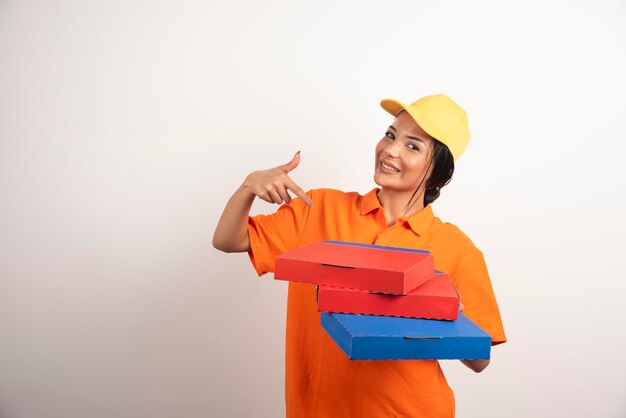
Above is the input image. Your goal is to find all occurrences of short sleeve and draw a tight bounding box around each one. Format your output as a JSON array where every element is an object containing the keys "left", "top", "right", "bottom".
[
  {"left": 451, "top": 249, "right": 507, "bottom": 345},
  {"left": 247, "top": 191, "right": 313, "bottom": 276}
]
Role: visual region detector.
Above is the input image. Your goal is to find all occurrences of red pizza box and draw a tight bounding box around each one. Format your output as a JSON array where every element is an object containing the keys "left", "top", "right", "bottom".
[
  {"left": 274, "top": 241, "right": 435, "bottom": 295},
  {"left": 317, "top": 271, "right": 460, "bottom": 320}
]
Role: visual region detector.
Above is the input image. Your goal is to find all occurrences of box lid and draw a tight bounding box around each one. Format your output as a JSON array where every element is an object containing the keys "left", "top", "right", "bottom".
[
  {"left": 318, "top": 271, "right": 460, "bottom": 320},
  {"left": 275, "top": 241, "right": 435, "bottom": 294},
  {"left": 321, "top": 312, "right": 491, "bottom": 360}
]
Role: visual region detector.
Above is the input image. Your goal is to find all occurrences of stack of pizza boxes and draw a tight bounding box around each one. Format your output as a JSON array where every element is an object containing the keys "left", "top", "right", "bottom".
[{"left": 275, "top": 241, "right": 492, "bottom": 360}]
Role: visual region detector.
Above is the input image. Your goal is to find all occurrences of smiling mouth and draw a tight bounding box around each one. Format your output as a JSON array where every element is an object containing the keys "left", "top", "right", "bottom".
[{"left": 379, "top": 160, "right": 400, "bottom": 173}]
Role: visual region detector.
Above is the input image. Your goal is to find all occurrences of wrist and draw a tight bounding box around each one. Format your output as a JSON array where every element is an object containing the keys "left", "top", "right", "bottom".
[{"left": 240, "top": 175, "right": 258, "bottom": 198}]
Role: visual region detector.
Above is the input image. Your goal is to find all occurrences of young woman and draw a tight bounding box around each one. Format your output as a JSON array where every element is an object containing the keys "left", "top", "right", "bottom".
[{"left": 213, "top": 94, "right": 506, "bottom": 418}]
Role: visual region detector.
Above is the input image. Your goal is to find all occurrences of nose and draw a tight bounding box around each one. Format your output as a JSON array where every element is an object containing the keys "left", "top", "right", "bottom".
[{"left": 384, "top": 140, "right": 401, "bottom": 158}]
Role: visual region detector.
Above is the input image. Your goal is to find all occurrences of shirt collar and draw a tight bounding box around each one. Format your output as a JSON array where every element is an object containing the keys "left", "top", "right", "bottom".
[
  {"left": 360, "top": 188, "right": 381, "bottom": 215},
  {"left": 403, "top": 204, "right": 434, "bottom": 236},
  {"left": 360, "top": 188, "right": 435, "bottom": 236}
]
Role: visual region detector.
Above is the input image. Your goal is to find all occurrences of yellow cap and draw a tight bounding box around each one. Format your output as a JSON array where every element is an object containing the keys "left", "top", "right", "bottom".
[{"left": 380, "top": 94, "right": 471, "bottom": 161}]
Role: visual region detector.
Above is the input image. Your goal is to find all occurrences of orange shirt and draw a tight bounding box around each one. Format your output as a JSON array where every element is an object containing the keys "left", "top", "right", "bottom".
[{"left": 248, "top": 188, "right": 506, "bottom": 418}]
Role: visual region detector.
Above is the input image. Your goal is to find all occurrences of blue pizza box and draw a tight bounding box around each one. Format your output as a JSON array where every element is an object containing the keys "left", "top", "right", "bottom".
[{"left": 321, "top": 312, "right": 491, "bottom": 360}]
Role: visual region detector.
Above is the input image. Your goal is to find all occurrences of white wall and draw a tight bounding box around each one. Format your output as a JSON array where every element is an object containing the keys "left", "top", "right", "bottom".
[{"left": 1, "top": 1, "right": 625, "bottom": 417}]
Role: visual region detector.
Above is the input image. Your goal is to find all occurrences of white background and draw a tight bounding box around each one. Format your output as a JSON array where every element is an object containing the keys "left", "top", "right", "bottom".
[{"left": 1, "top": 1, "right": 625, "bottom": 417}]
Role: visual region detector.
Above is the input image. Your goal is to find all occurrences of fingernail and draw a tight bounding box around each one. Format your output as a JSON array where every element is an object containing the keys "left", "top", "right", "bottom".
[
  {"left": 307, "top": 199, "right": 314, "bottom": 208},
  {"left": 296, "top": 150, "right": 301, "bottom": 155}
]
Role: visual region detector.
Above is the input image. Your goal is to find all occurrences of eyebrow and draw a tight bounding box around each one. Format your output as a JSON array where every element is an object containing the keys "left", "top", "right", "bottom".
[{"left": 388, "top": 125, "right": 429, "bottom": 145}]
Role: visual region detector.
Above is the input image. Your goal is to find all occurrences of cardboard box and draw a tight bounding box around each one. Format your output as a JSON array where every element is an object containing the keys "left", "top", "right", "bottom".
[
  {"left": 317, "top": 271, "right": 460, "bottom": 320},
  {"left": 275, "top": 241, "right": 435, "bottom": 295},
  {"left": 321, "top": 312, "right": 491, "bottom": 360}
]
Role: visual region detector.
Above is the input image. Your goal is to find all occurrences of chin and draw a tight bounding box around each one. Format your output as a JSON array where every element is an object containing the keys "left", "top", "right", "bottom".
[
  {"left": 373, "top": 172, "right": 385, "bottom": 188},
  {"left": 373, "top": 173, "right": 395, "bottom": 189}
]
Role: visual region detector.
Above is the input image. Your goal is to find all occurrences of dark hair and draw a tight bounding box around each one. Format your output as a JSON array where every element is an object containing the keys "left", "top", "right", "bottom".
[
  {"left": 404, "top": 139, "right": 455, "bottom": 212},
  {"left": 424, "top": 139, "right": 455, "bottom": 205}
]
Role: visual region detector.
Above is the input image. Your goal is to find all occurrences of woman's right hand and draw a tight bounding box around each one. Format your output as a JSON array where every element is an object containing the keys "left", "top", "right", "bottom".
[
  {"left": 243, "top": 151, "right": 313, "bottom": 207},
  {"left": 213, "top": 151, "right": 312, "bottom": 253}
]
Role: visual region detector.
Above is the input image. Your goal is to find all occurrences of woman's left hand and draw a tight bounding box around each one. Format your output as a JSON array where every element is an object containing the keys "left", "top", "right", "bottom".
[{"left": 458, "top": 301, "right": 491, "bottom": 373}]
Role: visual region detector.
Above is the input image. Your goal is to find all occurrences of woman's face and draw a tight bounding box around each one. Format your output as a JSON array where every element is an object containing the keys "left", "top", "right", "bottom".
[{"left": 374, "top": 111, "right": 435, "bottom": 194}]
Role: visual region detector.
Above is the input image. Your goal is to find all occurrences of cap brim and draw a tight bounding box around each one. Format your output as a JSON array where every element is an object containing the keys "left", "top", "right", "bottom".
[{"left": 380, "top": 98, "right": 406, "bottom": 117}]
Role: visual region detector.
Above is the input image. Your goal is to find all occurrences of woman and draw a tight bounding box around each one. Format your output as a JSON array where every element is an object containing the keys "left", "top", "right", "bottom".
[{"left": 213, "top": 94, "right": 507, "bottom": 417}]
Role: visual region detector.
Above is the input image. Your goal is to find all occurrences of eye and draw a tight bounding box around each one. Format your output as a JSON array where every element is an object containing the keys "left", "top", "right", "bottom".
[
  {"left": 407, "top": 143, "right": 420, "bottom": 151},
  {"left": 385, "top": 131, "right": 395, "bottom": 140}
]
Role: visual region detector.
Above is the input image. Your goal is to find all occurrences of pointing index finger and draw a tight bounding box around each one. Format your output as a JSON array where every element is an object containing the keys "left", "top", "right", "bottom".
[{"left": 285, "top": 177, "right": 313, "bottom": 207}]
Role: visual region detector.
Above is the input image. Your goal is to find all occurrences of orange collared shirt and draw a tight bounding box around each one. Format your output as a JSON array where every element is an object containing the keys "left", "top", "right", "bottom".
[{"left": 248, "top": 188, "right": 506, "bottom": 418}]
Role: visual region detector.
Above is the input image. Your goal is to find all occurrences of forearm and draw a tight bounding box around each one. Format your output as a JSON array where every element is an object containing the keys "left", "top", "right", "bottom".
[
  {"left": 461, "top": 359, "right": 490, "bottom": 373},
  {"left": 212, "top": 183, "right": 256, "bottom": 253}
]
